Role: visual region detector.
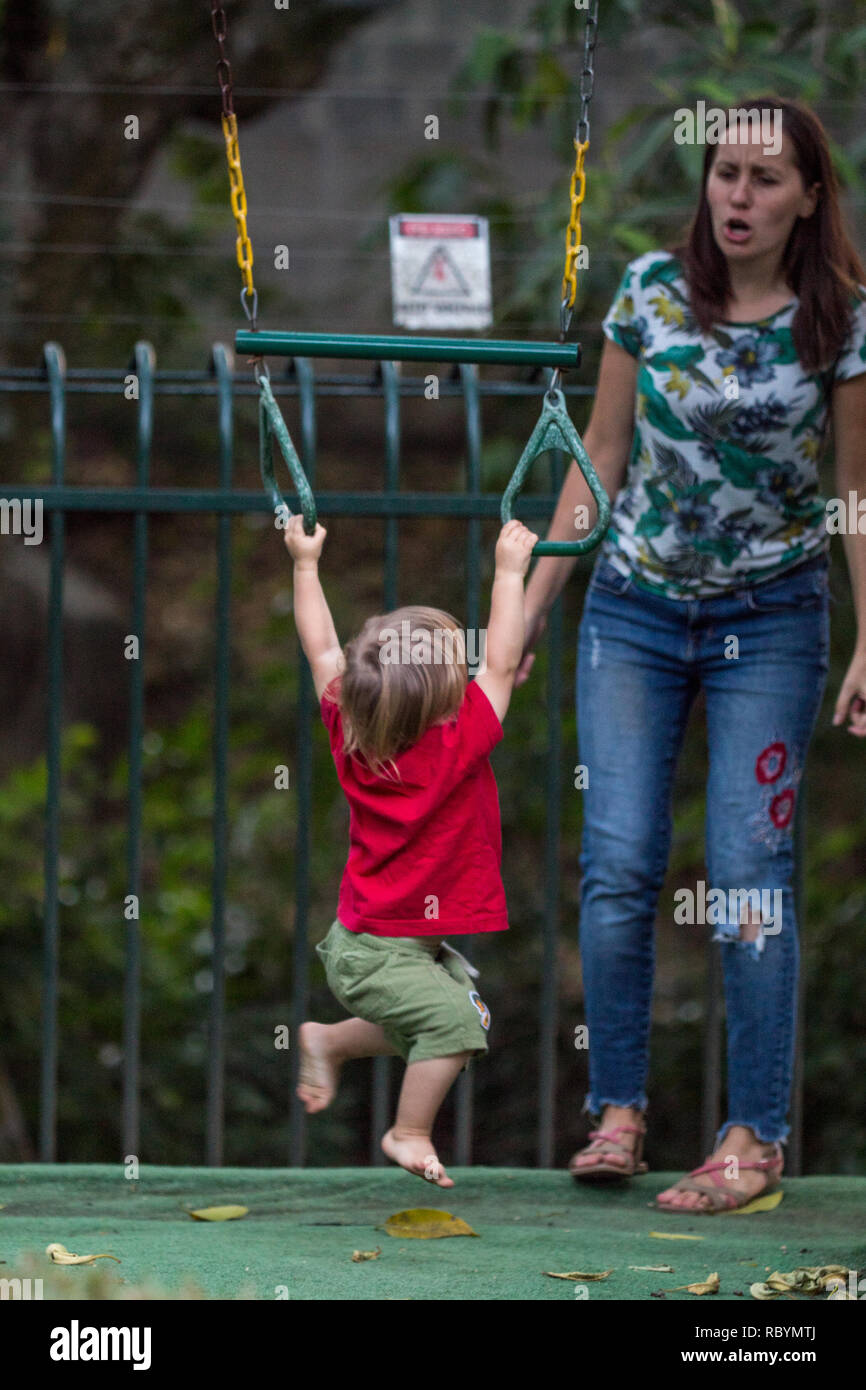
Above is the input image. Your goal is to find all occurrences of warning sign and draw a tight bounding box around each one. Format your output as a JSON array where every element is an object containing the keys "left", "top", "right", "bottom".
[{"left": 389, "top": 214, "right": 492, "bottom": 330}]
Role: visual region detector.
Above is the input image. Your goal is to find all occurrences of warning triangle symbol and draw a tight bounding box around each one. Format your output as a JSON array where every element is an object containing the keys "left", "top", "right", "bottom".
[{"left": 411, "top": 244, "right": 471, "bottom": 296}]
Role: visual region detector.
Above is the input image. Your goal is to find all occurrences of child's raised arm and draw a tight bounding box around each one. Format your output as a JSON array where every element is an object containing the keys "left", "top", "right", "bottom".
[
  {"left": 283, "top": 515, "right": 344, "bottom": 699},
  {"left": 474, "top": 520, "right": 538, "bottom": 724}
]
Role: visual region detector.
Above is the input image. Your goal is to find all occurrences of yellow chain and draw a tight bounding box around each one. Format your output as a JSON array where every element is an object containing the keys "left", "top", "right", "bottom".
[
  {"left": 561, "top": 138, "right": 589, "bottom": 311},
  {"left": 221, "top": 113, "right": 255, "bottom": 299}
]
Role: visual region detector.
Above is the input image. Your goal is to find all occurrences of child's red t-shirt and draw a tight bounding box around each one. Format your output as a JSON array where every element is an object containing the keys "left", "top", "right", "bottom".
[{"left": 320, "top": 676, "right": 508, "bottom": 936}]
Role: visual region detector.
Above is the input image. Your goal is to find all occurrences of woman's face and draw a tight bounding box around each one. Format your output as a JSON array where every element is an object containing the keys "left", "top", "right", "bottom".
[{"left": 705, "top": 128, "right": 819, "bottom": 265}]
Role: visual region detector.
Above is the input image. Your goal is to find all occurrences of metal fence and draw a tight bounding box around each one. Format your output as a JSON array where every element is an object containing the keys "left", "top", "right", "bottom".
[{"left": 1, "top": 342, "right": 807, "bottom": 1171}]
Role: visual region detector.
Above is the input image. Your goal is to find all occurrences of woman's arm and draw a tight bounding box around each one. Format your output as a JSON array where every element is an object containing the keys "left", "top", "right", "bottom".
[
  {"left": 515, "top": 339, "right": 638, "bottom": 684},
  {"left": 830, "top": 372, "right": 866, "bottom": 735}
]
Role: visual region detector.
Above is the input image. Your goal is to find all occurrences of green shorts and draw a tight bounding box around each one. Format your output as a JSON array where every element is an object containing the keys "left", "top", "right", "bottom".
[{"left": 315, "top": 919, "right": 491, "bottom": 1066}]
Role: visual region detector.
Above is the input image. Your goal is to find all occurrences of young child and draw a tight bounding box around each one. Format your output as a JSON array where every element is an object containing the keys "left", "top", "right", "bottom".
[{"left": 284, "top": 513, "right": 537, "bottom": 1187}]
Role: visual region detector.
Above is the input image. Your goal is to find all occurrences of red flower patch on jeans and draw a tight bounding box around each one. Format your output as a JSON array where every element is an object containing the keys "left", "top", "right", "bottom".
[
  {"left": 756, "top": 741, "right": 787, "bottom": 784},
  {"left": 769, "top": 789, "right": 795, "bottom": 828}
]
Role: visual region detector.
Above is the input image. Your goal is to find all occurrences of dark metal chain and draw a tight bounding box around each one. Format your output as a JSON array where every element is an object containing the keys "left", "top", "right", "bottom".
[
  {"left": 211, "top": 1, "right": 234, "bottom": 120},
  {"left": 210, "top": 0, "right": 264, "bottom": 339},
  {"left": 551, "top": 0, "right": 600, "bottom": 388},
  {"left": 575, "top": 0, "right": 599, "bottom": 147}
]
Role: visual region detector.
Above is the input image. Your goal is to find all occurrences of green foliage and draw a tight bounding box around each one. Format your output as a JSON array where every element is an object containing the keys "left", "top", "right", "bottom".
[
  {"left": 168, "top": 133, "right": 234, "bottom": 212},
  {"left": 388, "top": 1, "right": 866, "bottom": 342}
]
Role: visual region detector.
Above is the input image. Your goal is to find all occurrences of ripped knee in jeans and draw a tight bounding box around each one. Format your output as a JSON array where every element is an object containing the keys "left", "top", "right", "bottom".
[{"left": 711, "top": 891, "right": 783, "bottom": 961}]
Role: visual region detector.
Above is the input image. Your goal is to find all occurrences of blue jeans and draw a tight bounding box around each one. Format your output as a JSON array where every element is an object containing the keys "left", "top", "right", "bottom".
[{"left": 576, "top": 552, "right": 830, "bottom": 1148}]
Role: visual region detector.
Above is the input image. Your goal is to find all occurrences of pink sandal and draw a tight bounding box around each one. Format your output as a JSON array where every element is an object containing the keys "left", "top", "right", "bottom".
[
  {"left": 654, "top": 1143, "right": 783, "bottom": 1213},
  {"left": 569, "top": 1123, "right": 649, "bottom": 1182}
]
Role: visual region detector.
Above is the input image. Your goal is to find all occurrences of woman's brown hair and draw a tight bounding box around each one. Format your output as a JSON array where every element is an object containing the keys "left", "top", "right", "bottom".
[
  {"left": 672, "top": 95, "right": 865, "bottom": 373},
  {"left": 324, "top": 606, "right": 469, "bottom": 780}
]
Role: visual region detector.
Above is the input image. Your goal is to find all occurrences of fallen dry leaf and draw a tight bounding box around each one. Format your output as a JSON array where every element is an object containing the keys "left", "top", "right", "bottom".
[
  {"left": 726, "top": 1190, "right": 784, "bottom": 1216},
  {"left": 187, "top": 1205, "right": 248, "bottom": 1222},
  {"left": 750, "top": 1281, "right": 791, "bottom": 1301},
  {"left": 384, "top": 1208, "right": 478, "bottom": 1239},
  {"left": 630, "top": 1265, "right": 674, "bottom": 1273},
  {"left": 351, "top": 1247, "right": 381, "bottom": 1262},
  {"left": 664, "top": 1272, "right": 720, "bottom": 1296},
  {"left": 648, "top": 1232, "right": 704, "bottom": 1241},
  {"left": 750, "top": 1265, "right": 850, "bottom": 1300},
  {"left": 543, "top": 1269, "right": 613, "bottom": 1282},
  {"left": 46, "top": 1243, "right": 120, "bottom": 1266}
]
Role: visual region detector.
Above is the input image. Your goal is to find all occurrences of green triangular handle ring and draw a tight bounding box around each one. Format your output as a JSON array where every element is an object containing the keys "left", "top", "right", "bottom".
[
  {"left": 501, "top": 387, "right": 610, "bottom": 555},
  {"left": 258, "top": 375, "right": 318, "bottom": 534}
]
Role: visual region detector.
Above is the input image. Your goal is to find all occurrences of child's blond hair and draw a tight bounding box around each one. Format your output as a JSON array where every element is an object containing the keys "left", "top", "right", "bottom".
[{"left": 326, "top": 606, "right": 468, "bottom": 780}]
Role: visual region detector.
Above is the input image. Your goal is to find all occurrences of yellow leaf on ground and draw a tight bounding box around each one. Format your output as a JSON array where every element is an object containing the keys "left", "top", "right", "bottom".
[
  {"left": 351, "top": 1247, "right": 381, "bottom": 1262},
  {"left": 543, "top": 1269, "right": 613, "bottom": 1281},
  {"left": 384, "top": 1209, "right": 478, "bottom": 1239},
  {"left": 46, "top": 1243, "right": 120, "bottom": 1266},
  {"left": 188, "top": 1205, "right": 248, "bottom": 1222},
  {"left": 648, "top": 1232, "right": 704, "bottom": 1241},
  {"left": 665, "top": 1272, "right": 720, "bottom": 1296},
  {"left": 630, "top": 1265, "right": 674, "bottom": 1273},
  {"left": 726, "top": 1190, "right": 784, "bottom": 1215}
]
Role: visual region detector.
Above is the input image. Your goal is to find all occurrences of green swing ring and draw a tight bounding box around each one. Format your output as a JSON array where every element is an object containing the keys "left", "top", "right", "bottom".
[
  {"left": 258, "top": 374, "right": 318, "bottom": 534},
  {"left": 500, "top": 387, "right": 610, "bottom": 556}
]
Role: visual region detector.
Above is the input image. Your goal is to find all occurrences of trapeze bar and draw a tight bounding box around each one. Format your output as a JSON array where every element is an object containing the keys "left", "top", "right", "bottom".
[{"left": 234, "top": 331, "right": 581, "bottom": 369}]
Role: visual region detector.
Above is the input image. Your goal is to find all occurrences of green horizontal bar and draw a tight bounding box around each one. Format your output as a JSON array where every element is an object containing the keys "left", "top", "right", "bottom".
[
  {"left": 10, "top": 486, "right": 560, "bottom": 517},
  {"left": 235, "top": 331, "right": 581, "bottom": 368}
]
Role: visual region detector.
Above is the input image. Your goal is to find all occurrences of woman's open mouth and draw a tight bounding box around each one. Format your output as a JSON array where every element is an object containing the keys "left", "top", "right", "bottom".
[{"left": 723, "top": 218, "right": 752, "bottom": 244}]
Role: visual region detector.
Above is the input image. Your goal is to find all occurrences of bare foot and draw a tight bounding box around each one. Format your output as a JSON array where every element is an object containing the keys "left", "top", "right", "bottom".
[
  {"left": 381, "top": 1127, "right": 454, "bottom": 1188},
  {"left": 656, "top": 1126, "right": 783, "bottom": 1211},
  {"left": 296, "top": 1022, "right": 341, "bottom": 1113}
]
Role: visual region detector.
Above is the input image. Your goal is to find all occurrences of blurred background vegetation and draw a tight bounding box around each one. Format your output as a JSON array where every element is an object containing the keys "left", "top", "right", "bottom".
[{"left": 0, "top": 0, "right": 864, "bottom": 1171}]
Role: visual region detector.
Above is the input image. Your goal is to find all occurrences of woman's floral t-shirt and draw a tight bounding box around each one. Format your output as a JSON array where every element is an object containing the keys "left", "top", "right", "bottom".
[{"left": 599, "top": 249, "right": 866, "bottom": 597}]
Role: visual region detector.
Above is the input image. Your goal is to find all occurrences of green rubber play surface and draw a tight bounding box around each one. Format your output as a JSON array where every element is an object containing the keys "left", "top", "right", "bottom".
[{"left": 1, "top": 1165, "right": 863, "bottom": 1301}]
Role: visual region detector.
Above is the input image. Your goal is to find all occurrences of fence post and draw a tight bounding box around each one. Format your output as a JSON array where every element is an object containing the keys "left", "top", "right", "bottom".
[
  {"left": 122, "top": 341, "right": 155, "bottom": 1162},
  {"left": 788, "top": 784, "right": 807, "bottom": 1176},
  {"left": 537, "top": 445, "right": 564, "bottom": 1167},
  {"left": 367, "top": 359, "right": 402, "bottom": 1163},
  {"left": 206, "top": 343, "right": 234, "bottom": 1166},
  {"left": 454, "top": 362, "right": 482, "bottom": 1167},
  {"left": 288, "top": 360, "right": 319, "bottom": 1168},
  {"left": 39, "top": 342, "right": 66, "bottom": 1162}
]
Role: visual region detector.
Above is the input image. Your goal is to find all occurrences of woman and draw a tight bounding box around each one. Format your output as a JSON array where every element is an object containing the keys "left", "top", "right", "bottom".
[{"left": 516, "top": 96, "right": 866, "bottom": 1212}]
